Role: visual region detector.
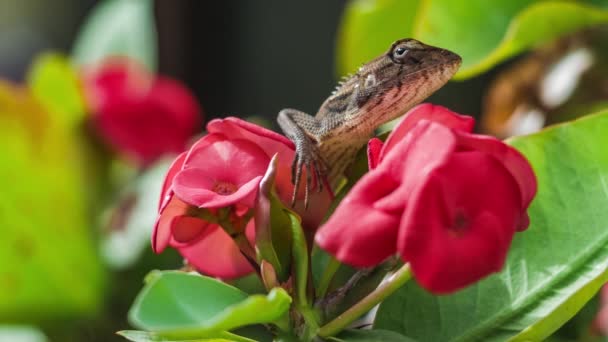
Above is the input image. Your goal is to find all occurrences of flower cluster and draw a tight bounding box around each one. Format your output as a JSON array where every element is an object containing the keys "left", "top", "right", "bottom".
[
  {"left": 316, "top": 104, "right": 537, "bottom": 293},
  {"left": 82, "top": 58, "right": 202, "bottom": 166},
  {"left": 152, "top": 103, "right": 536, "bottom": 294},
  {"left": 152, "top": 118, "right": 331, "bottom": 279}
]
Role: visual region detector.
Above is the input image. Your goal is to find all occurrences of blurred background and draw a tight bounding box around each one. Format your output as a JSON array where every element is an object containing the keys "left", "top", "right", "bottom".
[
  {"left": 0, "top": 1, "right": 483, "bottom": 123},
  {"left": 1, "top": 0, "right": 607, "bottom": 341}
]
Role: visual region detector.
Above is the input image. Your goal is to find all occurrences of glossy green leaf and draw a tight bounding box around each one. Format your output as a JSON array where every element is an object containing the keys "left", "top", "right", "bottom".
[
  {"left": 337, "top": 0, "right": 608, "bottom": 79},
  {"left": 27, "top": 53, "right": 86, "bottom": 127},
  {"left": 129, "top": 271, "right": 291, "bottom": 339},
  {"left": 72, "top": 0, "right": 157, "bottom": 70},
  {"left": 451, "top": 1, "right": 608, "bottom": 79},
  {"left": 329, "top": 329, "right": 416, "bottom": 342},
  {"left": 375, "top": 110, "right": 608, "bottom": 340},
  {"left": 0, "top": 80, "right": 105, "bottom": 321}
]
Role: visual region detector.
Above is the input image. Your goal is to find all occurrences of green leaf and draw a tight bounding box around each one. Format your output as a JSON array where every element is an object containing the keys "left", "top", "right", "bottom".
[
  {"left": 27, "top": 53, "right": 86, "bottom": 127},
  {"left": 72, "top": 0, "right": 157, "bottom": 70},
  {"left": 128, "top": 271, "right": 291, "bottom": 339},
  {"left": 337, "top": 0, "right": 608, "bottom": 79},
  {"left": 329, "top": 329, "right": 416, "bottom": 342},
  {"left": 0, "top": 80, "right": 106, "bottom": 321},
  {"left": 452, "top": 1, "right": 608, "bottom": 79},
  {"left": 374, "top": 110, "right": 608, "bottom": 340}
]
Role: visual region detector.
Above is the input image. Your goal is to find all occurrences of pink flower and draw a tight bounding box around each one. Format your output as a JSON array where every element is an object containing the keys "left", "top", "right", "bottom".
[
  {"left": 315, "top": 104, "right": 537, "bottom": 293},
  {"left": 83, "top": 58, "right": 202, "bottom": 165},
  {"left": 153, "top": 118, "right": 330, "bottom": 279}
]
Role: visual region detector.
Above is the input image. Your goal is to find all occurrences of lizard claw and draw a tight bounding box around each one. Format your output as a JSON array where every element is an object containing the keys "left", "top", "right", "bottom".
[{"left": 290, "top": 138, "right": 327, "bottom": 209}]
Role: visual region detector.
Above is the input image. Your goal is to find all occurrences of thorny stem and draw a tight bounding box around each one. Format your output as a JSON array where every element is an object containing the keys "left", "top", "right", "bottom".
[
  {"left": 317, "top": 263, "right": 412, "bottom": 338},
  {"left": 317, "top": 267, "right": 375, "bottom": 313}
]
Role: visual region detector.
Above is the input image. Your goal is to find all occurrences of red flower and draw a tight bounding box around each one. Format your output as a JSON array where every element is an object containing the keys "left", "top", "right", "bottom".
[
  {"left": 153, "top": 118, "right": 330, "bottom": 279},
  {"left": 83, "top": 58, "right": 202, "bottom": 165},
  {"left": 315, "top": 104, "right": 536, "bottom": 293}
]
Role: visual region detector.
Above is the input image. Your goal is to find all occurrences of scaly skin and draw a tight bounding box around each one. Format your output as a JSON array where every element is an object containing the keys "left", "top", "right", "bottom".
[{"left": 277, "top": 38, "right": 462, "bottom": 206}]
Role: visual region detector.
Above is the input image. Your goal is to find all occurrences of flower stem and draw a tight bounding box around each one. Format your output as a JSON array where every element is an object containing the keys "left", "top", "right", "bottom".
[
  {"left": 316, "top": 256, "right": 340, "bottom": 298},
  {"left": 317, "top": 263, "right": 412, "bottom": 338}
]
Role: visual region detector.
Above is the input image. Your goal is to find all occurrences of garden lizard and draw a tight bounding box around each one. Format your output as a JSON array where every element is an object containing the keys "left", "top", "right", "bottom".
[{"left": 277, "top": 38, "right": 462, "bottom": 206}]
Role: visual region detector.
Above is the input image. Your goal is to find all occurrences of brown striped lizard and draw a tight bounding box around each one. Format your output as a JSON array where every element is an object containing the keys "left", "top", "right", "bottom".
[{"left": 277, "top": 38, "right": 462, "bottom": 206}]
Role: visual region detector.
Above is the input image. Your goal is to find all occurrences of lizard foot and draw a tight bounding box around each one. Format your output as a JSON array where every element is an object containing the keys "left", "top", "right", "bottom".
[{"left": 291, "top": 138, "right": 327, "bottom": 209}]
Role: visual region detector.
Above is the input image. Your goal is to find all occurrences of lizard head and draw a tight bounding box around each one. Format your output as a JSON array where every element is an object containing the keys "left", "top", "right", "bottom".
[
  {"left": 356, "top": 38, "right": 461, "bottom": 116},
  {"left": 322, "top": 38, "right": 461, "bottom": 125},
  {"left": 379, "top": 38, "right": 462, "bottom": 84}
]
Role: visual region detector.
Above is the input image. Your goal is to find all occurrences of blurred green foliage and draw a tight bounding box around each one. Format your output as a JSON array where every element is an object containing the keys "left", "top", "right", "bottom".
[
  {"left": 337, "top": 0, "right": 608, "bottom": 79},
  {"left": 0, "top": 55, "right": 105, "bottom": 322},
  {"left": 0, "top": 0, "right": 160, "bottom": 337}
]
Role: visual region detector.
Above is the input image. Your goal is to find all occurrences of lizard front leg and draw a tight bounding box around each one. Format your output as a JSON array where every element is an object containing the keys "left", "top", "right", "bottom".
[{"left": 277, "top": 108, "right": 327, "bottom": 208}]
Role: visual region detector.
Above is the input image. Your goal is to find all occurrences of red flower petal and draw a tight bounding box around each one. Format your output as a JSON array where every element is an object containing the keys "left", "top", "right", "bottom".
[
  {"left": 206, "top": 117, "right": 299, "bottom": 204},
  {"left": 84, "top": 58, "right": 201, "bottom": 166},
  {"left": 152, "top": 196, "right": 189, "bottom": 253},
  {"left": 373, "top": 121, "right": 457, "bottom": 214},
  {"left": 173, "top": 139, "right": 270, "bottom": 208},
  {"left": 177, "top": 223, "right": 254, "bottom": 279},
  {"left": 185, "top": 139, "right": 270, "bottom": 186},
  {"left": 158, "top": 152, "right": 187, "bottom": 210},
  {"left": 456, "top": 133, "right": 537, "bottom": 219},
  {"left": 381, "top": 104, "right": 474, "bottom": 162},
  {"left": 174, "top": 169, "right": 263, "bottom": 208},
  {"left": 315, "top": 169, "right": 402, "bottom": 267},
  {"left": 316, "top": 122, "right": 458, "bottom": 267},
  {"left": 171, "top": 216, "right": 213, "bottom": 243},
  {"left": 208, "top": 117, "right": 295, "bottom": 151},
  {"left": 367, "top": 138, "right": 384, "bottom": 170},
  {"left": 207, "top": 117, "right": 331, "bottom": 228},
  {"left": 399, "top": 151, "right": 521, "bottom": 293},
  {"left": 151, "top": 77, "right": 202, "bottom": 135}
]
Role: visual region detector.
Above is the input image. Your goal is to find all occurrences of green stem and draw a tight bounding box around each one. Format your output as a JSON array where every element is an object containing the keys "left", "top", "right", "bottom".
[
  {"left": 317, "top": 263, "right": 412, "bottom": 338},
  {"left": 316, "top": 256, "right": 341, "bottom": 298}
]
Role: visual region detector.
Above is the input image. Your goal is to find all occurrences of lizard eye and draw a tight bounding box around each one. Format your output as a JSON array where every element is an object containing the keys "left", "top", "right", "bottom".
[{"left": 394, "top": 47, "right": 408, "bottom": 58}]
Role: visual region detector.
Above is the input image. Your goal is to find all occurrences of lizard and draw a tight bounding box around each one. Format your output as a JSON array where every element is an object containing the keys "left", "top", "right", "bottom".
[{"left": 277, "top": 38, "right": 462, "bottom": 207}]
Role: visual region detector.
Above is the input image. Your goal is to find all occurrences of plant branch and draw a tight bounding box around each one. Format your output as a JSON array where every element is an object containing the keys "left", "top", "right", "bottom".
[{"left": 317, "top": 263, "right": 412, "bottom": 338}]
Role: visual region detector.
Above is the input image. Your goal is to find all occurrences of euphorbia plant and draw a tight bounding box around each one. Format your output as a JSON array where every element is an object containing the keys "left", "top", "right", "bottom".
[{"left": 120, "top": 104, "right": 537, "bottom": 341}]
